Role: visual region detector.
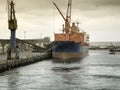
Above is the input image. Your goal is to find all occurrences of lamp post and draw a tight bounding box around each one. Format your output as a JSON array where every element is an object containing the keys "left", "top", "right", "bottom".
[
  {"left": 24, "top": 31, "right": 26, "bottom": 39},
  {"left": 40, "top": 33, "right": 42, "bottom": 39}
]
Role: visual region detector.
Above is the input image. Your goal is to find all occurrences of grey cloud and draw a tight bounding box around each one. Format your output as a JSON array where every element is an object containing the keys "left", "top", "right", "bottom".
[
  {"left": 74, "top": 0, "right": 120, "bottom": 6},
  {"left": 1, "top": 0, "right": 120, "bottom": 12},
  {"left": 15, "top": 0, "right": 53, "bottom": 12},
  {"left": 13, "top": 0, "right": 120, "bottom": 16}
]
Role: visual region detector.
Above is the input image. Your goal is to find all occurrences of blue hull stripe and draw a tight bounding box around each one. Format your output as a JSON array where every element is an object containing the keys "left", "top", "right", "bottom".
[{"left": 51, "top": 41, "right": 88, "bottom": 53}]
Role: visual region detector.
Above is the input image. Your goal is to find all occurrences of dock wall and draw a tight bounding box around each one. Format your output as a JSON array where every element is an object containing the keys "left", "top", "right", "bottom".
[{"left": 0, "top": 53, "right": 51, "bottom": 73}]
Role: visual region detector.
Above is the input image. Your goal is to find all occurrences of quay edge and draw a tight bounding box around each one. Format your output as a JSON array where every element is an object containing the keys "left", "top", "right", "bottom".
[{"left": 0, "top": 53, "right": 51, "bottom": 73}]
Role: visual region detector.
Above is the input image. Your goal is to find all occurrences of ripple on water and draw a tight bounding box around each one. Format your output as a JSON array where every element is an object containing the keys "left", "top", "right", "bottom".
[{"left": 0, "top": 50, "right": 120, "bottom": 90}]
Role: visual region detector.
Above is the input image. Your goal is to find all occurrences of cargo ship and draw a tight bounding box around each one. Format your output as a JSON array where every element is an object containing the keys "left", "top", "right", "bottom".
[{"left": 51, "top": 0, "right": 89, "bottom": 59}]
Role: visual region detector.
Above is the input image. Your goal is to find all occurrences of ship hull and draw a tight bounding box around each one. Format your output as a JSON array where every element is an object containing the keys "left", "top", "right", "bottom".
[
  {"left": 51, "top": 41, "right": 89, "bottom": 60},
  {"left": 52, "top": 51, "right": 88, "bottom": 59}
]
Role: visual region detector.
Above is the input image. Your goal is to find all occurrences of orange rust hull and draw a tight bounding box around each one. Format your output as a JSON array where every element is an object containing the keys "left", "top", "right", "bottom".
[{"left": 55, "top": 33, "right": 84, "bottom": 43}]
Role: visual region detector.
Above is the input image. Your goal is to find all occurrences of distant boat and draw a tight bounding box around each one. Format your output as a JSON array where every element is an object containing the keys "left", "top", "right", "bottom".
[
  {"left": 108, "top": 43, "right": 120, "bottom": 54},
  {"left": 109, "top": 51, "right": 115, "bottom": 54},
  {"left": 109, "top": 49, "right": 120, "bottom": 52}
]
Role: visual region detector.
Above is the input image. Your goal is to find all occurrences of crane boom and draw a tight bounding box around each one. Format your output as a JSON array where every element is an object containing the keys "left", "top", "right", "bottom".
[
  {"left": 53, "top": 2, "right": 66, "bottom": 21},
  {"left": 66, "top": 0, "right": 72, "bottom": 23},
  {"left": 53, "top": 0, "right": 72, "bottom": 34}
]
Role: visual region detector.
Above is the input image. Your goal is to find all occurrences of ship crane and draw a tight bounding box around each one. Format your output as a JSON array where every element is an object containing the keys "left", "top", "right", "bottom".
[
  {"left": 53, "top": 0, "right": 72, "bottom": 34},
  {"left": 7, "top": 0, "right": 19, "bottom": 60}
]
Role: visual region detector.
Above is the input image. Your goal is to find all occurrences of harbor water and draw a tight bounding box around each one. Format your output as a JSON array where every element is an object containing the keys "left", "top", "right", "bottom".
[{"left": 0, "top": 50, "right": 120, "bottom": 90}]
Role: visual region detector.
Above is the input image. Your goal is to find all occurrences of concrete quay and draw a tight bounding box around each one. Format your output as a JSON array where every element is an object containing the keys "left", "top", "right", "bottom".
[{"left": 0, "top": 52, "right": 51, "bottom": 73}]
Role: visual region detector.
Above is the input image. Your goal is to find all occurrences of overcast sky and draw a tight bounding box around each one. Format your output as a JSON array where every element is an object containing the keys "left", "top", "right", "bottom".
[{"left": 0, "top": 0, "right": 120, "bottom": 42}]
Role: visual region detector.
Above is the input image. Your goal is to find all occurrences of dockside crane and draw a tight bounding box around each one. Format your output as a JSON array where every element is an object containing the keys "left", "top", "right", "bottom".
[
  {"left": 53, "top": 0, "right": 72, "bottom": 34},
  {"left": 7, "top": 0, "right": 19, "bottom": 60}
]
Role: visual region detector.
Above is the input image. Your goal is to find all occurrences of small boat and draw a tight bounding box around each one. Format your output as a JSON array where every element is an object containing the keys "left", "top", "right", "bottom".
[
  {"left": 109, "top": 49, "right": 120, "bottom": 52},
  {"left": 109, "top": 51, "right": 115, "bottom": 54}
]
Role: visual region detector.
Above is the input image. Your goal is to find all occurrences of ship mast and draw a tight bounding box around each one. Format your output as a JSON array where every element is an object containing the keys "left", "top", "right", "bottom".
[{"left": 53, "top": 0, "right": 72, "bottom": 34}]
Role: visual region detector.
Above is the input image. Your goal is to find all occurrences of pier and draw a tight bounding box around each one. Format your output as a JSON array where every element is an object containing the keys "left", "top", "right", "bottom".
[
  {"left": 0, "top": 52, "right": 51, "bottom": 73},
  {"left": 89, "top": 42, "right": 120, "bottom": 50},
  {"left": 0, "top": 37, "right": 51, "bottom": 73}
]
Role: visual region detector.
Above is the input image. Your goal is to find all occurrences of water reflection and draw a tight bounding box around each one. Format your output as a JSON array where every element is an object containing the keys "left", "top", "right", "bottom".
[
  {"left": 52, "top": 58, "right": 83, "bottom": 63},
  {"left": 5, "top": 70, "right": 19, "bottom": 90},
  {"left": 90, "top": 74, "right": 120, "bottom": 79},
  {"left": 52, "top": 66, "right": 79, "bottom": 89},
  {"left": 52, "top": 67, "right": 80, "bottom": 72}
]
